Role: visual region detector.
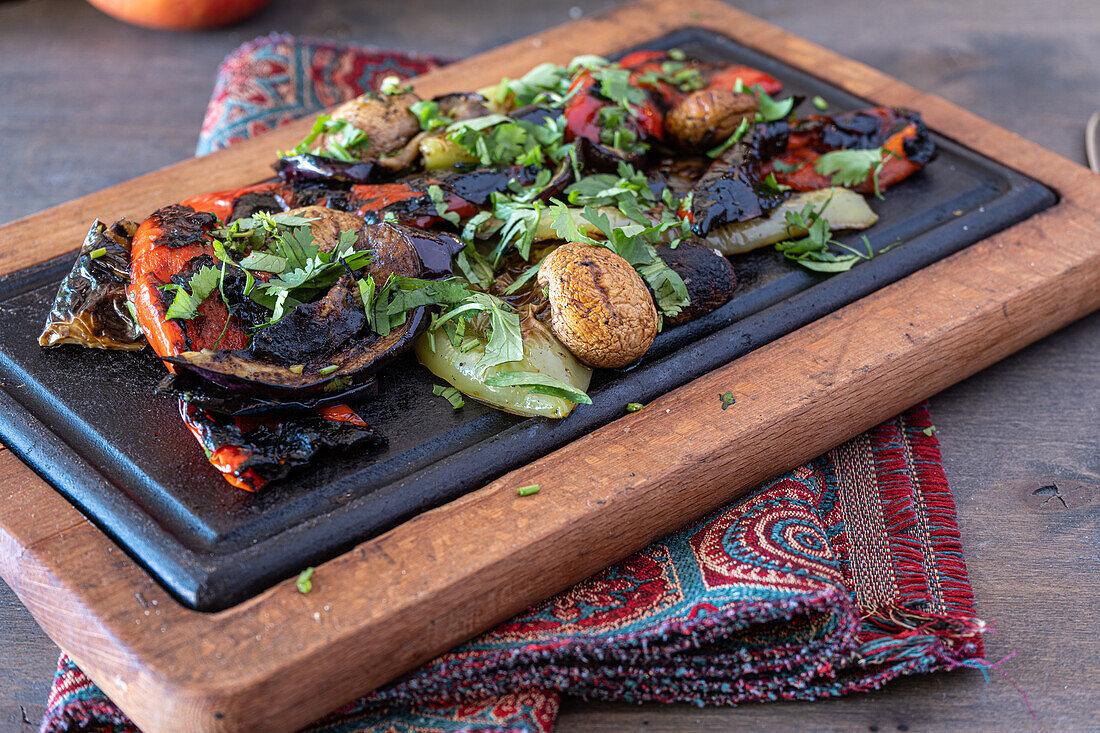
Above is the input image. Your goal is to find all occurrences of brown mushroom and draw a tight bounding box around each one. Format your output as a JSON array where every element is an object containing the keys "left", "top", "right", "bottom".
[
  {"left": 321, "top": 91, "right": 422, "bottom": 163},
  {"left": 664, "top": 89, "right": 758, "bottom": 152},
  {"left": 284, "top": 206, "right": 367, "bottom": 254},
  {"left": 537, "top": 243, "right": 658, "bottom": 368}
]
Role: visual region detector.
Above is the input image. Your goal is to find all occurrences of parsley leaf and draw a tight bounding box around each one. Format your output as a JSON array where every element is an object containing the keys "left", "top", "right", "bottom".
[
  {"left": 814, "top": 148, "right": 885, "bottom": 190},
  {"left": 483, "top": 370, "right": 592, "bottom": 404},
  {"left": 163, "top": 265, "right": 221, "bottom": 321},
  {"left": 754, "top": 87, "right": 795, "bottom": 122}
]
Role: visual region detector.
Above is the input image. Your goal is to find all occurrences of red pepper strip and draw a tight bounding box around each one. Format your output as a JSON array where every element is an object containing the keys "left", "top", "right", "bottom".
[
  {"left": 766, "top": 121, "right": 924, "bottom": 194},
  {"left": 563, "top": 69, "right": 665, "bottom": 146},
  {"left": 128, "top": 192, "right": 259, "bottom": 367},
  {"left": 180, "top": 402, "right": 369, "bottom": 491},
  {"left": 180, "top": 181, "right": 284, "bottom": 222},
  {"left": 706, "top": 65, "right": 783, "bottom": 96},
  {"left": 618, "top": 50, "right": 668, "bottom": 69},
  {"left": 351, "top": 182, "right": 479, "bottom": 229}
]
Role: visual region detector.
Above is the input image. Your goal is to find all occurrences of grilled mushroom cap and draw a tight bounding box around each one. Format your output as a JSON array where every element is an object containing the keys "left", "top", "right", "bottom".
[
  {"left": 664, "top": 89, "right": 759, "bottom": 152},
  {"left": 285, "top": 206, "right": 368, "bottom": 253},
  {"left": 537, "top": 243, "right": 658, "bottom": 368},
  {"left": 322, "top": 91, "right": 421, "bottom": 161}
]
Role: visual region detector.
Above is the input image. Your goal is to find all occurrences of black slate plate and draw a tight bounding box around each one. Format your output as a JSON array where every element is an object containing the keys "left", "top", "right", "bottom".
[{"left": 0, "top": 27, "right": 1055, "bottom": 611}]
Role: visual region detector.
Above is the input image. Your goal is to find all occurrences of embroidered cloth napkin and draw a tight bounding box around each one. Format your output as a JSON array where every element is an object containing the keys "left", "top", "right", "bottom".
[{"left": 40, "top": 36, "right": 985, "bottom": 733}]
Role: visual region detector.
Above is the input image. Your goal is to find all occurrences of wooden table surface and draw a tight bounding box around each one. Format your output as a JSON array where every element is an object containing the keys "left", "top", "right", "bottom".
[{"left": 1, "top": 0, "right": 1096, "bottom": 730}]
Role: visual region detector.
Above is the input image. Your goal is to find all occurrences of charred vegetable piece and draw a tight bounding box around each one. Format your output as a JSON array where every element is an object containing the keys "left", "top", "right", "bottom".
[
  {"left": 768, "top": 108, "right": 936, "bottom": 193},
  {"left": 655, "top": 241, "right": 737, "bottom": 327},
  {"left": 179, "top": 401, "right": 386, "bottom": 491},
  {"left": 664, "top": 88, "right": 759, "bottom": 153},
  {"left": 689, "top": 123, "right": 791, "bottom": 236},
  {"left": 707, "top": 188, "right": 878, "bottom": 255},
  {"left": 166, "top": 222, "right": 463, "bottom": 399},
  {"left": 128, "top": 203, "right": 252, "bottom": 361},
  {"left": 40, "top": 218, "right": 145, "bottom": 350},
  {"left": 157, "top": 373, "right": 378, "bottom": 417},
  {"left": 275, "top": 153, "right": 379, "bottom": 185}
]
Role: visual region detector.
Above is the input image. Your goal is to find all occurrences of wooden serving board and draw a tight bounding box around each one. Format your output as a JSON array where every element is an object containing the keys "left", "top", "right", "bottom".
[{"left": 0, "top": 0, "right": 1098, "bottom": 730}]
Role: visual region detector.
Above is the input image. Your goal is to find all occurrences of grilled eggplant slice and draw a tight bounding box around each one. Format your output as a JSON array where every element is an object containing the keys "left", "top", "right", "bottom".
[
  {"left": 40, "top": 218, "right": 145, "bottom": 350},
  {"left": 166, "top": 222, "right": 462, "bottom": 399}
]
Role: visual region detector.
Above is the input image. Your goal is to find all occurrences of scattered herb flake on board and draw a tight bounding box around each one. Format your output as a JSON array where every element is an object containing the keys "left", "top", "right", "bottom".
[
  {"left": 296, "top": 567, "right": 314, "bottom": 594},
  {"left": 626, "top": 402, "right": 644, "bottom": 412},
  {"left": 517, "top": 484, "right": 541, "bottom": 496},
  {"left": 719, "top": 391, "right": 736, "bottom": 409},
  {"left": 433, "top": 384, "right": 465, "bottom": 409},
  {"left": 922, "top": 425, "right": 937, "bottom": 436}
]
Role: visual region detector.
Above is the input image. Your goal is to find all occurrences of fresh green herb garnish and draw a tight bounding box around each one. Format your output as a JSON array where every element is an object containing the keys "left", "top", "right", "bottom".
[
  {"left": 483, "top": 370, "right": 592, "bottom": 404},
  {"left": 754, "top": 87, "right": 795, "bottom": 122},
  {"left": 771, "top": 160, "right": 802, "bottom": 174},
  {"left": 433, "top": 384, "right": 465, "bottom": 409},
  {"left": 89, "top": 247, "right": 107, "bottom": 260},
  {"left": 719, "top": 391, "right": 736, "bottom": 409},
  {"left": 775, "top": 198, "right": 875, "bottom": 272},
  {"left": 162, "top": 264, "right": 222, "bottom": 321},
  {"left": 282, "top": 114, "right": 371, "bottom": 162},
  {"left": 626, "top": 402, "right": 644, "bottom": 412},
  {"left": 517, "top": 484, "right": 541, "bottom": 496},
  {"left": 409, "top": 100, "right": 453, "bottom": 131},
  {"left": 812, "top": 95, "right": 828, "bottom": 111},
  {"left": 318, "top": 365, "right": 339, "bottom": 376},
  {"left": 296, "top": 567, "right": 314, "bottom": 594},
  {"left": 814, "top": 148, "right": 889, "bottom": 196},
  {"left": 705, "top": 117, "right": 750, "bottom": 158},
  {"left": 922, "top": 425, "right": 937, "bottom": 436},
  {"left": 763, "top": 172, "right": 792, "bottom": 192}
]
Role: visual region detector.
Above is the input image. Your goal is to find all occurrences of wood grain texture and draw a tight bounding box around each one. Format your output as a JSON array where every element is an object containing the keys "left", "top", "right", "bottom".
[{"left": 1, "top": 0, "right": 1098, "bottom": 731}]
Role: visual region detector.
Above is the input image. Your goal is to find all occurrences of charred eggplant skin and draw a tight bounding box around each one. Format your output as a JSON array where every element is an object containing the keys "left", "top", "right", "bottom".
[
  {"left": 690, "top": 123, "right": 791, "bottom": 236},
  {"left": 656, "top": 241, "right": 738, "bottom": 327},
  {"left": 40, "top": 218, "right": 146, "bottom": 350}
]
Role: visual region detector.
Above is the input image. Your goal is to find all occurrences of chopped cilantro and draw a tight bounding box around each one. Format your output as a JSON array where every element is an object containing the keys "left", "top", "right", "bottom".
[
  {"left": 433, "top": 384, "right": 466, "bottom": 409},
  {"left": 626, "top": 402, "right": 644, "bottom": 412},
  {"left": 705, "top": 117, "right": 750, "bottom": 158},
  {"left": 483, "top": 370, "right": 592, "bottom": 404},
  {"left": 719, "top": 391, "right": 736, "bottom": 409},
  {"left": 162, "top": 265, "right": 221, "bottom": 321},
  {"left": 296, "top": 567, "right": 314, "bottom": 594},
  {"left": 409, "top": 100, "right": 453, "bottom": 131},
  {"left": 922, "top": 425, "right": 937, "bottom": 437},
  {"left": 754, "top": 87, "right": 795, "bottom": 122}
]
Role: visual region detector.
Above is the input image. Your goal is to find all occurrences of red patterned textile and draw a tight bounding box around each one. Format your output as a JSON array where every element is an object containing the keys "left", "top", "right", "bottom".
[{"left": 40, "top": 37, "right": 987, "bottom": 733}]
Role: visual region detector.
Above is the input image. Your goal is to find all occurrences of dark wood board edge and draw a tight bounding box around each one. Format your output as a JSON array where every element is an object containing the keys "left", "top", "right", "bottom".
[{"left": 1, "top": 0, "right": 1098, "bottom": 731}]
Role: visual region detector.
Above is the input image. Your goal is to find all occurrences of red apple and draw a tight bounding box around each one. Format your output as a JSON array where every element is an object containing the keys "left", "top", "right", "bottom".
[{"left": 85, "top": 0, "right": 274, "bottom": 30}]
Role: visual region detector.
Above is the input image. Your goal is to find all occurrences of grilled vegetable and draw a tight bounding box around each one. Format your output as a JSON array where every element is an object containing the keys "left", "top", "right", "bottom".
[
  {"left": 40, "top": 218, "right": 145, "bottom": 350},
  {"left": 538, "top": 242, "right": 658, "bottom": 368},
  {"left": 179, "top": 401, "right": 386, "bottom": 491},
  {"left": 414, "top": 315, "right": 592, "bottom": 419},
  {"left": 707, "top": 188, "right": 878, "bottom": 255}
]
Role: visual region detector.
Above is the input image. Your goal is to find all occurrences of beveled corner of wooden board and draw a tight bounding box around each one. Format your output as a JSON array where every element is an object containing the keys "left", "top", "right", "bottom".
[{"left": 1, "top": 1, "right": 1100, "bottom": 732}]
